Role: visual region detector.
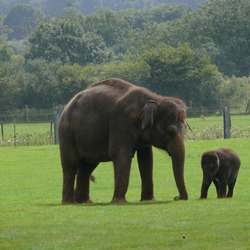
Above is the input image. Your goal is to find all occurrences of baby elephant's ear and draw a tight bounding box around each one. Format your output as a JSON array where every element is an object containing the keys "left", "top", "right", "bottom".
[
  {"left": 140, "top": 100, "right": 158, "bottom": 129},
  {"left": 214, "top": 153, "right": 220, "bottom": 166}
]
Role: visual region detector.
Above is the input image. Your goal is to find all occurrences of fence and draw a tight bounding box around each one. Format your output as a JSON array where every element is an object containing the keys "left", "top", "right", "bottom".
[
  {"left": 0, "top": 109, "right": 249, "bottom": 147},
  {"left": 186, "top": 108, "right": 250, "bottom": 140},
  {"left": 0, "top": 112, "right": 59, "bottom": 146}
]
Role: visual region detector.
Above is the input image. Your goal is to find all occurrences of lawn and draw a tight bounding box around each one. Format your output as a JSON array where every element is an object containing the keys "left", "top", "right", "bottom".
[{"left": 0, "top": 138, "right": 249, "bottom": 249}]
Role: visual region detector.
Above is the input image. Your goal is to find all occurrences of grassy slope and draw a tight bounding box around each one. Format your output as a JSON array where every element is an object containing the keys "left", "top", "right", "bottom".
[{"left": 0, "top": 138, "right": 249, "bottom": 249}]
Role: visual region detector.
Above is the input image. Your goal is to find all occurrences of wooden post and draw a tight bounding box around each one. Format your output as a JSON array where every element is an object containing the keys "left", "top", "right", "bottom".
[
  {"left": 53, "top": 112, "right": 59, "bottom": 144},
  {"left": 50, "top": 121, "right": 53, "bottom": 139},
  {"left": 14, "top": 124, "right": 17, "bottom": 146},
  {"left": 246, "top": 99, "right": 250, "bottom": 114},
  {"left": 223, "top": 107, "right": 231, "bottom": 139},
  {"left": 1, "top": 123, "right": 3, "bottom": 141}
]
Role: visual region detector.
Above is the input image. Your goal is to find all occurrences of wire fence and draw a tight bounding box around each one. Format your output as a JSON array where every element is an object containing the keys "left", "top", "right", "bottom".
[
  {"left": 0, "top": 110, "right": 249, "bottom": 147},
  {"left": 186, "top": 109, "right": 250, "bottom": 140},
  {"left": 0, "top": 112, "right": 59, "bottom": 146}
]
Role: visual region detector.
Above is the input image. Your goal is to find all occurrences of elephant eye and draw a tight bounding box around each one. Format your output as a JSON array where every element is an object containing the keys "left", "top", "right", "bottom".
[{"left": 165, "top": 125, "right": 178, "bottom": 137}]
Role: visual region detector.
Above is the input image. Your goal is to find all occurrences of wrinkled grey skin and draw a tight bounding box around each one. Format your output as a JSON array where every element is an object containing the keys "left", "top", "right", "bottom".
[
  {"left": 200, "top": 148, "right": 241, "bottom": 198},
  {"left": 59, "top": 78, "right": 188, "bottom": 204}
]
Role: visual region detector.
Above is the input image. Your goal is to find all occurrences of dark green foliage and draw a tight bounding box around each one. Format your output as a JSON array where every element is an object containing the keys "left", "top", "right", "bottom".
[
  {"left": 0, "top": 57, "right": 23, "bottom": 112},
  {"left": 141, "top": 43, "right": 221, "bottom": 109},
  {"left": 0, "top": 43, "right": 13, "bottom": 62},
  {"left": 43, "top": 0, "right": 68, "bottom": 17},
  {"left": 20, "top": 59, "right": 61, "bottom": 109},
  {"left": 82, "top": 10, "right": 131, "bottom": 51},
  {"left": 120, "top": 4, "right": 187, "bottom": 30},
  {"left": 0, "top": 14, "right": 9, "bottom": 43},
  {"left": 56, "top": 64, "right": 89, "bottom": 104},
  {"left": 26, "top": 17, "right": 112, "bottom": 65},
  {"left": 79, "top": 0, "right": 205, "bottom": 14},
  {"left": 81, "top": 43, "right": 222, "bottom": 110},
  {"left": 1, "top": 0, "right": 250, "bottom": 112},
  {"left": 171, "top": 0, "right": 250, "bottom": 76},
  {"left": 3, "top": 4, "right": 41, "bottom": 40}
]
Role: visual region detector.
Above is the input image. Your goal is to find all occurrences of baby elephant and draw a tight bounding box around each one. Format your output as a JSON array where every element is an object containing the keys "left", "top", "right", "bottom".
[{"left": 200, "top": 148, "right": 240, "bottom": 199}]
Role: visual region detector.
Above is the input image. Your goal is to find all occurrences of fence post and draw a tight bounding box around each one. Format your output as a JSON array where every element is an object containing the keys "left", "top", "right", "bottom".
[
  {"left": 53, "top": 112, "right": 59, "bottom": 144},
  {"left": 14, "top": 124, "right": 17, "bottom": 146},
  {"left": 246, "top": 99, "right": 250, "bottom": 114},
  {"left": 1, "top": 123, "right": 3, "bottom": 141},
  {"left": 223, "top": 107, "right": 231, "bottom": 139},
  {"left": 50, "top": 121, "right": 53, "bottom": 138}
]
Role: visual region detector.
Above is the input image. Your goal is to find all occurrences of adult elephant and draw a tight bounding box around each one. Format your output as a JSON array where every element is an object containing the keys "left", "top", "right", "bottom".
[{"left": 59, "top": 78, "right": 188, "bottom": 204}]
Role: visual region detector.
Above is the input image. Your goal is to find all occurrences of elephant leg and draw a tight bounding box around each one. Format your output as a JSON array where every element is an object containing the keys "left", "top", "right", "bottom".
[
  {"left": 218, "top": 178, "right": 227, "bottom": 198},
  {"left": 60, "top": 132, "right": 80, "bottom": 204},
  {"left": 213, "top": 178, "right": 220, "bottom": 197},
  {"left": 200, "top": 179, "right": 212, "bottom": 199},
  {"left": 137, "top": 146, "right": 154, "bottom": 201},
  {"left": 61, "top": 159, "right": 78, "bottom": 204},
  {"left": 75, "top": 161, "right": 98, "bottom": 203},
  {"left": 227, "top": 179, "right": 237, "bottom": 198},
  {"left": 112, "top": 151, "right": 132, "bottom": 203}
]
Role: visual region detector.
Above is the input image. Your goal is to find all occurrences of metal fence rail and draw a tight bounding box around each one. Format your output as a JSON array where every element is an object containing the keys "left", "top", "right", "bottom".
[
  {"left": 0, "top": 112, "right": 59, "bottom": 146},
  {"left": 0, "top": 110, "right": 249, "bottom": 146}
]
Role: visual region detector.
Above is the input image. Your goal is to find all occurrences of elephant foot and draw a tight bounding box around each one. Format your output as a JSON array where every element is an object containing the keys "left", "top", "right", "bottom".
[
  {"left": 75, "top": 198, "right": 93, "bottom": 203},
  {"left": 62, "top": 200, "right": 75, "bottom": 205},
  {"left": 174, "top": 195, "right": 188, "bottom": 201},
  {"left": 140, "top": 196, "right": 155, "bottom": 202},
  {"left": 80, "top": 200, "right": 93, "bottom": 203},
  {"left": 111, "top": 198, "right": 127, "bottom": 203},
  {"left": 62, "top": 191, "right": 76, "bottom": 205}
]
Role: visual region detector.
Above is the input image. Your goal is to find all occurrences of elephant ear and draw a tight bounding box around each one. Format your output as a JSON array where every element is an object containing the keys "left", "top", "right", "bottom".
[
  {"left": 214, "top": 153, "right": 220, "bottom": 167},
  {"left": 140, "top": 100, "right": 158, "bottom": 129}
]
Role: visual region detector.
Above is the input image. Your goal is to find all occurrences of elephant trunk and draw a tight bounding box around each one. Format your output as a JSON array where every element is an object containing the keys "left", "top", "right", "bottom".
[{"left": 168, "top": 134, "right": 188, "bottom": 200}]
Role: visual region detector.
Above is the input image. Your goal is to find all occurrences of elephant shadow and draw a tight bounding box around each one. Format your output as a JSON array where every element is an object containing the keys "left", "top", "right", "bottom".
[
  {"left": 38, "top": 200, "right": 172, "bottom": 207},
  {"left": 80, "top": 200, "right": 172, "bottom": 207}
]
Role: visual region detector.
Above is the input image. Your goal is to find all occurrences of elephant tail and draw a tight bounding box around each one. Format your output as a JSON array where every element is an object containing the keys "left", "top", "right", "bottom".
[{"left": 90, "top": 175, "right": 96, "bottom": 183}]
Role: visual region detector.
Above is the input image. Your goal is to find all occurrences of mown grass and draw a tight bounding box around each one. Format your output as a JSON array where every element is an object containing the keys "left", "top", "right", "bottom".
[{"left": 0, "top": 138, "right": 249, "bottom": 249}]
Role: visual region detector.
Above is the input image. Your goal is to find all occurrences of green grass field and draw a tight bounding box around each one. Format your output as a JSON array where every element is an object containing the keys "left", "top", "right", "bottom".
[{"left": 0, "top": 138, "right": 249, "bottom": 249}]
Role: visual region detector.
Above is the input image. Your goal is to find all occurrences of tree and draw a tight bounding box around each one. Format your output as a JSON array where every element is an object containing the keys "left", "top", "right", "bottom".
[
  {"left": 170, "top": 0, "right": 250, "bottom": 76},
  {"left": 82, "top": 10, "right": 131, "bottom": 53},
  {"left": 217, "top": 76, "right": 250, "bottom": 110},
  {"left": 56, "top": 64, "right": 88, "bottom": 104},
  {"left": 120, "top": 4, "right": 187, "bottom": 30},
  {"left": 3, "top": 4, "right": 41, "bottom": 40},
  {"left": 0, "top": 13, "right": 9, "bottom": 43},
  {"left": 0, "top": 56, "right": 25, "bottom": 112},
  {"left": 69, "top": 43, "right": 222, "bottom": 110},
  {"left": 132, "top": 0, "right": 250, "bottom": 77},
  {"left": 26, "top": 17, "right": 112, "bottom": 65},
  {"left": 0, "top": 43, "right": 13, "bottom": 62},
  {"left": 79, "top": 0, "right": 206, "bottom": 14},
  {"left": 19, "top": 59, "right": 61, "bottom": 109},
  {"left": 140, "top": 43, "right": 221, "bottom": 109},
  {"left": 43, "top": 0, "right": 68, "bottom": 17}
]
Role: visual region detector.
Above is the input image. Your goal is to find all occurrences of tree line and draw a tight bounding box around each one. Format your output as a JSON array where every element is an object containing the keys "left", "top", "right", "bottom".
[
  {"left": 0, "top": 0, "right": 206, "bottom": 16},
  {"left": 0, "top": 0, "right": 250, "bottom": 113}
]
